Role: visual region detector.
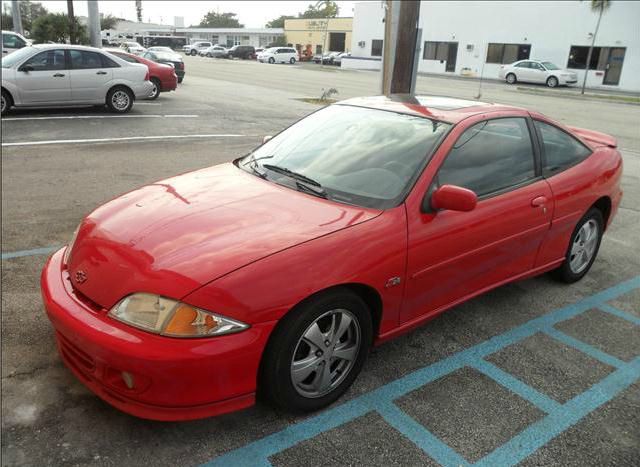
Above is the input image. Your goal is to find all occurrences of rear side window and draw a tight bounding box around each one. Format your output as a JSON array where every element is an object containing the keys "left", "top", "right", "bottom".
[
  {"left": 69, "top": 50, "right": 103, "bottom": 69},
  {"left": 534, "top": 120, "right": 592, "bottom": 172},
  {"left": 515, "top": 61, "right": 530, "bottom": 68},
  {"left": 23, "top": 49, "right": 66, "bottom": 71},
  {"left": 100, "top": 54, "right": 120, "bottom": 68},
  {"left": 438, "top": 118, "right": 536, "bottom": 197}
]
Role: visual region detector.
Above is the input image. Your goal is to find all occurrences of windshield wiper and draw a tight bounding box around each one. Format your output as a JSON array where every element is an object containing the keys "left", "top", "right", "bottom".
[
  {"left": 262, "top": 164, "right": 328, "bottom": 199},
  {"left": 241, "top": 153, "right": 267, "bottom": 178},
  {"left": 262, "top": 164, "right": 322, "bottom": 187}
]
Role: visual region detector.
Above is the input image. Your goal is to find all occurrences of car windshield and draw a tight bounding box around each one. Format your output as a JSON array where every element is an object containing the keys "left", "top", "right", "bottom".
[
  {"left": 1, "top": 46, "right": 34, "bottom": 68},
  {"left": 542, "top": 61, "right": 560, "bottom": 70},
  {"left": 238, "top": 105, "right": 450, "bottom": 209}
]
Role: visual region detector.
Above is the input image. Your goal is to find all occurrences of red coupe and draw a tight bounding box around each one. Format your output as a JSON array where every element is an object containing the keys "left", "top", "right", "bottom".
[
  {"left": 106, "top": 49, "right": 177, "bottom": 100},
  {"left": 42, "top": 96, "right": 622, "bottom": 420}
]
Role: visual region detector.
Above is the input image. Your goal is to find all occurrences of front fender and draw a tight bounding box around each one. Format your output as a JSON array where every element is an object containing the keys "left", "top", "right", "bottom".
[{"left": 181, "top": 206, "right": 408, "bottom": 336}]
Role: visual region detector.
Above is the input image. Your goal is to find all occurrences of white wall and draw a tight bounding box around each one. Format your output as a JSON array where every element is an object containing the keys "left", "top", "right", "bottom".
[{"left": 349, "top": 1, "right": 640, "bottom": 91}]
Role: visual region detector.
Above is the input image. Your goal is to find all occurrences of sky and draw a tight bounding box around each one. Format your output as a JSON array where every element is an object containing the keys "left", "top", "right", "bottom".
[{"left": 7, "top": 1, "right": 359, "bottom": 28}]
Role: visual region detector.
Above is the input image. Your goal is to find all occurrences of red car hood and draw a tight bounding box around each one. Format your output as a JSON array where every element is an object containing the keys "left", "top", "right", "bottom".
[{"left": 67, "top": 163, "right": 380, "bottom": 309}]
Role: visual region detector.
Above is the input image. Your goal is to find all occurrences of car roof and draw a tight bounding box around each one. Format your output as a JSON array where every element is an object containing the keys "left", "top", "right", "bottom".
[
  {"left": 29, "top": 43, "right": 109, "bottom": 52},
  {"left": 337, "top": 95, "right": 526, "bottom": 124}
]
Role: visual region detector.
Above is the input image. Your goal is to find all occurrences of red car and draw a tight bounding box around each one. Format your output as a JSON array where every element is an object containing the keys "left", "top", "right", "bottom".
[
  {"left": 106, "top": 49, "right": 177, "bottom": 100},
  {"left": 41, "top": 96, "right": 622, "bottom": 421}
]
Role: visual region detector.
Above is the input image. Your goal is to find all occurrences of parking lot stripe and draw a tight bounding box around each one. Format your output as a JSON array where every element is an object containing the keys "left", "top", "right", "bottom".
[
  {"left": 2, "top": 134, "right": 245, "bottom": 147},
  {"left": 2, "top": 115, "right": 198, "bottom": 121},
  {"left": 1, "top": 246, "right": 58, "bottom": 260},
  {"left": 543, "top": 327, "right": 625, "bottom": 368},
  {"left": 201, "top": 275, "right": 640, "bottom": 467},
  {"left": 470, "top": 359, "right": 563, "bottom": 413},
  {"left": 598, "top": 303, "right": 640, "bottom": 325}
]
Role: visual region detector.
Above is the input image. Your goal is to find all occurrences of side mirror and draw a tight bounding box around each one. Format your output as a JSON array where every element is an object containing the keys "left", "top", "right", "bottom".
[
  {"left": 262, "top": 135, "right": 272, "bottom": 144},
  {"left": 428, "top": 185, "right": 477, "bottom": 212},
  {"left": 19, "top": 64, "right": 34, "bottom": 72}
]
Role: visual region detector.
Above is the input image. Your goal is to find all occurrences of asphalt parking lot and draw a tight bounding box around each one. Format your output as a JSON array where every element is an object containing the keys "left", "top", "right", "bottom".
[{"left": 2, "top": 55, "right": 639, "bottom": 466}]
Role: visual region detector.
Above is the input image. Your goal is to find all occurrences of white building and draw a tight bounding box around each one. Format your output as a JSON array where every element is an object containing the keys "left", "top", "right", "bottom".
[
  {"left": 175, "top": 28, "right": 284, "bottom": 49},
  {"left": 344, "top": 1, "right": 640, "bottom": 92}
]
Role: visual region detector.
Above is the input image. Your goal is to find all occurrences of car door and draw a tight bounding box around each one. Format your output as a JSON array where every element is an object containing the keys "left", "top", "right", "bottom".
[
  {"left": 68, "top": 49, "right": 113, "bottom": 103},
  {"left": 530, "top": 62, "right": 548, "bottom": 83},
  {"left": 514, "top": 61, "right": 533, "bottom": 82},
  {"left": 402, "top": 115, "right": 553, "bottom": 324},
  {"left": 14, "top": 49, "right": 70, "bottom": 104}
]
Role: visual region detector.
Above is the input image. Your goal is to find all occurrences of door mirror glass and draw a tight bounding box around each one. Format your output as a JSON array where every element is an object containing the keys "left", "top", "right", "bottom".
[
  {"left": 429, "top": 185, "right": 477, "bottom": 212},
  {"left": 262, "top": 135, "right": 272, "bottom": 144},
  {"left": 19, "top": 64, "right": 34, "bottom": 72}
]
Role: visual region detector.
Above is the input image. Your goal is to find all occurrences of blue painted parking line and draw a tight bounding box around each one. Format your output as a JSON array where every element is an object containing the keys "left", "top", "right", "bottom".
[
  {"left": 598, "top": 303, "right": 640, "bottom": 326},
  {"left": 202, "top": 275, "right": 640, "bottom": 467},
  {"left": 1, "top": 246, "right": 59, "bottom": 260}
]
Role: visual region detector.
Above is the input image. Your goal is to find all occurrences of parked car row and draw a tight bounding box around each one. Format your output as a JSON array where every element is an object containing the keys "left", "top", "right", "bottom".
[{"left": 1, "top": 42, "right": 185, "bottom": 115}]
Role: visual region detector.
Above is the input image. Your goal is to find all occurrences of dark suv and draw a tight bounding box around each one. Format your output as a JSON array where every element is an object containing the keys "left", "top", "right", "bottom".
[{"left": 227, "top": 45, "right": 255, "bottom": 59}]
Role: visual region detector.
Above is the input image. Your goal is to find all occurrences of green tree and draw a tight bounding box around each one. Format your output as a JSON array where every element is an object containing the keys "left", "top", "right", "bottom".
[
  {"left": 299, "top": 1, "right": 339, "bottom": 19},
  {"left": 31, "top": 13, "right": 88, "bottom": 44},
  {"left": 100, "top": 13, "right": 121, "bottom": 30},
  {"left": 269, "top": 36, "right": 288, "bottom": 47},
  {"left": 265, "top": 15, "right": 295, "bottom": 28},
  {"left": 197, "top": 11, "right": 243, "bottom": 28},
  {"left": 2, "top": 0, "right": 49, "bottom": 33},
  {"left": 581, "top": 0, "right": 610, "bottom": 94}
]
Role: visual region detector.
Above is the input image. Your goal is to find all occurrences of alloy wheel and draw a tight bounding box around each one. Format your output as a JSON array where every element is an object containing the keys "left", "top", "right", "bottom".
[
  {"left": 290, "top": 309, "right": 361, "bottom": 398},
  {"left": 569, "top": 219, "right": 599, "bottom": 273},
  {"left": 149, "top": 83, "right": 159, "bottom": 99},
  {"left": 112, "top": 90, "right": 130, "bottom": 111}
]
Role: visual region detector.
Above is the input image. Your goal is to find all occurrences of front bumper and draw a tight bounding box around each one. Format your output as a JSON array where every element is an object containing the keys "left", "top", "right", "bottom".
[{"left": 41, "top": 248, "right": 276, "bottom": 421}]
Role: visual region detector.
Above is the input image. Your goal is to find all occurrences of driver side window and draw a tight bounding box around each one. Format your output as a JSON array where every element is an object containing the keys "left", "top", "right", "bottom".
[
  {"left": 23, "top": 50, "right": 66, "bottom": 71},
  {"left": 437, "top": 118, "right": 536, "bottom": 197}
]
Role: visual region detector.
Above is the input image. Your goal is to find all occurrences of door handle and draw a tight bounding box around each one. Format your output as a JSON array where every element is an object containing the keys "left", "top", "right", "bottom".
[
  {"left": 531, "top": 196, "right": 547, "bottom": 207},
  {"left": 96, "top": 71, "right": 107, "bottom": 75},
  {"left": 52, "top": 73, "right": 65, "bottom": 77}
]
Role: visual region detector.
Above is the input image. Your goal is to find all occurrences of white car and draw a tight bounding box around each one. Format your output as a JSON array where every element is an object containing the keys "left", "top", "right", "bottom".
[
  {"left": 120, "top": 41, "right": 146, "bottom": 55},
  {"left": 200, "top": 45, "right": 228, "bottom": 58},
  {"left": 259, "top": 47, "right": 299, "bottom": 64},
  {"left": 2, "top": 30, "right": 31, "bottom": 56},
  {"left": 183, "top": 41, "right": 212, "bottom": 56},
  {"left": 333, "top": 51, "right": 351, "bottom": 65},
  {"left": 1, "top": 44, "right": 153, "bottom": 115},
  {"left": 498, "top": 60, "right": 578, "bottom": 88}
]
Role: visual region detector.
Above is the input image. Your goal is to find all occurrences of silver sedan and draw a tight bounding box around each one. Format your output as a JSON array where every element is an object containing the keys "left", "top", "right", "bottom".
[
  {"left": 498, "top": 59, "right": 578, "bottom": 88},
  {"left": 1, "top": 44, "right": 153, "bottom": 115}
]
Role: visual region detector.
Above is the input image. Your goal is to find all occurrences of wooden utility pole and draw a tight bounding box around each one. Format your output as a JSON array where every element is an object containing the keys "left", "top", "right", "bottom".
[
  {"left": 390, "top": 1, "right": 421, "bottom": 94},
  {"left": 87, "top": 0, "right": 101, "bottom": 47},
  {"left": 67, "top": 0, "right": 76, "bottom": 44},
  {"left": 10, "top": 0, "right": 23, "bottom": 35}
]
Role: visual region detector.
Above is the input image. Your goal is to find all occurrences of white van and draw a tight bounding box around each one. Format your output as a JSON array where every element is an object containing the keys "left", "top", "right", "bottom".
[
  {"left": 259, "top": 47, "right": 299, "bottom": 64},
  {"left": 2, "top": 30, "right": 30, "bottom": 56}
]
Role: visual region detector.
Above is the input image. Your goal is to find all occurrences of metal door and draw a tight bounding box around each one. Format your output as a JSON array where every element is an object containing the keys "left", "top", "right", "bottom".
[{"left": 603, "top": 47, "right": 625, "bottom": 85}]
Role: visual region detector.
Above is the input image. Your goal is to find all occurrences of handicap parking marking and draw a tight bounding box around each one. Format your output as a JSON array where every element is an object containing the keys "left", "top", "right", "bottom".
[
  {"left": 202, "top": 275, "right": 640, "bottom": 467},
  {"left": 1, "top": 246, "right": 59, "bottom": 260}
]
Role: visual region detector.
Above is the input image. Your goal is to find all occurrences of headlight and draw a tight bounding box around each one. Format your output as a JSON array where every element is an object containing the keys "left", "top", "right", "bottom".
[
  {"left": 108, "top": 293, "right": 249, "bottom": 338},
  {"left": 63, "top": 225, "right": 80, "bottom": 266}
]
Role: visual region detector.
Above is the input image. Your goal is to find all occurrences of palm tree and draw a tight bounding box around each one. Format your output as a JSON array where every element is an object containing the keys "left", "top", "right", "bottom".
[{"left": 581, "top": 0, "right": 610, "bottom": 94}]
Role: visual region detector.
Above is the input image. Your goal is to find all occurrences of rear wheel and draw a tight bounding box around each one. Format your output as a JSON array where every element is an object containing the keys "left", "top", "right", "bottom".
[
  {"left": 506, "top": 73, "right": 517, "bottom": 84},
  {"left": 551, "top": 208, "right": 603, "bottom": 283},
  {"left": 1, "top": 89, "right": 12, "bottom": 116},
  {"left": 260, "top": 288, "right": 372, "bottom": 412},
  {"left": 106, "top": 87, "right": 134, "bottom": 113},
  {"left": 148, "top": 78, "right": 161, "bottom": 100},
  {"left": 190, "top": 50, "right": 197, "bottom": 56},
  {"left": 547, "top": 76, "right": 559, "bottom": 88}
]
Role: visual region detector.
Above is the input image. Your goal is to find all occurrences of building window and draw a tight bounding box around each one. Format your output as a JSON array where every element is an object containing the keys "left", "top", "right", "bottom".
[
  {"left": 423, "top": 41, "right": 451, "bottom": 61},
  {"left": 567, "top": 45, "right": 608, "bottom": 70},
  {"left": 316, "top": 44, "right": 323, "bottom": 54},
  {"left": 371, "top": 39, "right": 383, "bottom": 57},
  {"left": 486, "top": 43, "right": 530, "bottom": 64}
]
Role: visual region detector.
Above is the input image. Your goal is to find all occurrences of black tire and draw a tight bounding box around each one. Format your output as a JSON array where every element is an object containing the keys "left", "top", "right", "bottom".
[
  {"left": 206, "top": 53, "right": 212, "bottom": 58},
  {"left": 547, "top": 76, "right": 559, "bottom": 88},
  {"left": 506, "top": 73, "right": 517, "bottom": 84},
  {"left": 268, "top": 57, "right": 275, "bottom": 64},
  {"left": 551, "top": 208, "right": 604, "bottom": 283},
  {"left": 260, "top": 288, "right": 372, "bottom": 413},
  {"left": 290, "top": 57, "right": 296, "bottom": 64},
  {"left": 190, "top": 50, "right": 197, "bottom": 56},
  {"left": 1, "top": 89, "right": 12, "bottom": 116},
  {"left": 106, "top": 86, "right": 134, "bottom": 113},
  {"left": 148, "top": 78, "right": 161, "bottom": 100},
  {"left": 178, "top": 76, "right": 184, "bottom": 84}
]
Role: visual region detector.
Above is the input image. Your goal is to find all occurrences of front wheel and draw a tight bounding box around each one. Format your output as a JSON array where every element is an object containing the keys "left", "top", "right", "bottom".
[
  {"left": 547, "top": 76, "right": 559, "bottom": 88},
  {"left": 268, "top": 57, "right": 275, "bottom": 64},
  {"left": 260, "top": 288, "right": 372, "bottom": 412},
  {"left": 1, "top": 89, "right": 12, "bottom": 116},
  {"left": 552, "top": 208, "right": 604, "bottom": 283},
  {"left": 190, "top": 50, "right": 197, "bottom": 56},
  {"left": 290, "top": 57, "right": 296, "bottom": 64},
  {"left": 106, "top": 87, "right": 134, "bottom": 113}
]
